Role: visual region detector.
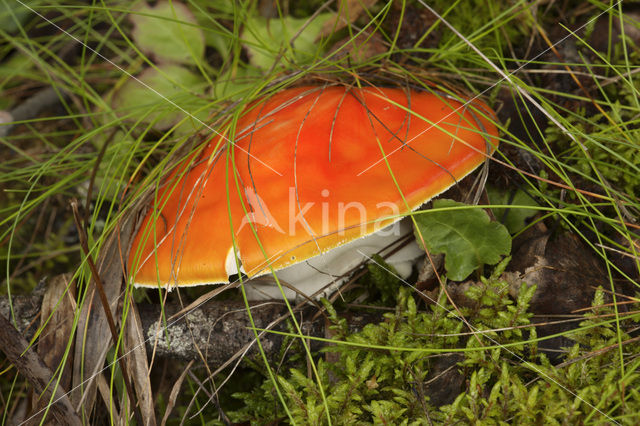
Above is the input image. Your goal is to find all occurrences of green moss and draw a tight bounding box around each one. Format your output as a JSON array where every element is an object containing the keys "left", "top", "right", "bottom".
[{"left": 228, "top": 274, "right": 640, "bottom": 424}]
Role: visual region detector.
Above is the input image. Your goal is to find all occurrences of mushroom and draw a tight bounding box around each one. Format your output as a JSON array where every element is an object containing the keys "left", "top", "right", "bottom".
[{"left": 128, "top": 85, "right": 499, "bottom": 300}]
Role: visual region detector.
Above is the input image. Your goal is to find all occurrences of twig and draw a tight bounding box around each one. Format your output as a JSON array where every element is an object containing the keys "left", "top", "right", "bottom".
[
  {"left": 0, "top": 310, "right": 82, "bottom": 426},
  {"left": 0, "top": 86, "right": 68, "bottom": 138}
]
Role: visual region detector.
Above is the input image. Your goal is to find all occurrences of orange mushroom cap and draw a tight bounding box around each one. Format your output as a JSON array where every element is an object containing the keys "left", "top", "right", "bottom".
[{"left": 128, "top": 85, "right": 499, "bottom": 288}]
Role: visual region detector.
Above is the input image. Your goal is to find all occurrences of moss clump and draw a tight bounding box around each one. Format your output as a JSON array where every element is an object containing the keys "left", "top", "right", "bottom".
[{"left": 228, "top": 272, "right": 640, "bottom": 424}]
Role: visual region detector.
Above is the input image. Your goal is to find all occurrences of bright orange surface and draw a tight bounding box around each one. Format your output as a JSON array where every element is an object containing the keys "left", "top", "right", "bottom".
[{"left": 128, "top": 85, "right": 499, "bottom": 287}]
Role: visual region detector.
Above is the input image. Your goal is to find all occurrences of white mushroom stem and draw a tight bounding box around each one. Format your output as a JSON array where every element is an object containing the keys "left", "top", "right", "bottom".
[{"left": 244, "top": 218, "right": 424, "bottom": 301}]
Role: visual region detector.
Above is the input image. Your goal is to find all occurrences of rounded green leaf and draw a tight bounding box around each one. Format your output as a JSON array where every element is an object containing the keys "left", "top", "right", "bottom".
[
  {"left": 242, "top": 14, "right": 333, "bottom": 70},
  {"left": 131, "top": 1, "right": 205, "bottom": 65},
  {"left": 111, "top": 64, "right": 208, "bottom": 131},
  {"left": 487, "top": 186, "right": 538, "bottom": 234},
  {"left": 413, "top": 199, "right": 512, "bottom": 281}
]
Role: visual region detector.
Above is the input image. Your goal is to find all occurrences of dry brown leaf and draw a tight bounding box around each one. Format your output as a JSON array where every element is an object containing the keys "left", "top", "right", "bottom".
[
  {"left": 96, "top": 373, "right": 122, "bottom": 424},
  {"left": 124, "top": 301, "right": 157, "bottom": 426},
  {"left": 37, "top": 274, "right": 76, "bottom": 388},
  {"left": 319, "top": 0, "right": 378, "bottom": 39},
  {"left": 70, "top": 217, "right": 134, "bottom": 418},
  {"left": 30, "top": 273, "right": 77, "bottom": 424},
  {"left": 160, "top": 360, "right": 194, "bottom": 426},
  {"left": 327, "top": 31, "right": 387, "bottom": 64}
]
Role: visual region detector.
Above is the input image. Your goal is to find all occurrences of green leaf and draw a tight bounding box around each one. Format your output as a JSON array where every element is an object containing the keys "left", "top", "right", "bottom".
[
  {"left": 111, "top": 64, "right": 209, "bottom": 131},
  {"left": 131, "top": 1, "right": 205, "bottom": 65},
  {"left": 192, "top": 1, "right": 237, "bottom": 60},
  {"left": 242, "top": 14, "right": 333, "bottom": 69},
  {"left": 487, "top": 186, "right": 538, "bottom": 233},
  {"left": 413, "top": 199, "right": 511, "bottom": 281},
  {"left": 211, "top": 66, "right": 263, "bottom": 101}
]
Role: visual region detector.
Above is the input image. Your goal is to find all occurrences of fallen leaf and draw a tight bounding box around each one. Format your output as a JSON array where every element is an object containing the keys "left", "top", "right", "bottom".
[
  {"left": 124, "top": 302, "right": 157, "bottom": 426},
  {"left": 32, "top": 274, "right": 76, "bottom": 421},
  {"left": 160, "top": 360, "right": 194, "bottom": 426},
  {"left": 319, "top": 0, "right": 378, "bottom": 38},
  {"left": 70, "top": 217, "right": 133, "bottom": 417}
]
